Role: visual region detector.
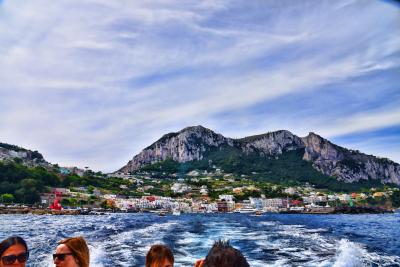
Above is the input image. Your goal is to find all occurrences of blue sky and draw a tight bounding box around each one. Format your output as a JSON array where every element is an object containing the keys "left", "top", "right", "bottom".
[{"left": 0, "top": 0, "right": 399, "bottom": 172}]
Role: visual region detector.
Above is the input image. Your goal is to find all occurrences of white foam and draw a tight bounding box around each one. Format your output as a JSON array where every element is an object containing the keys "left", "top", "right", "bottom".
[
  {"left": 90, "top": 244, "right": 106, "bottom": 267},
  {"left": 332, "top": 239, "right": 364, "bottom": 267},
  {"left": 3, "top": 214, "right": 400, "bottom": 266},
  {"left": 39, "top": 254, "right": 54, "bottom": 267},
  {"left": 92, "top": 219, "right": 179, "bottom": 265},
  {"left": 259, "top": 221, "right": 279, "bottom": 226}
]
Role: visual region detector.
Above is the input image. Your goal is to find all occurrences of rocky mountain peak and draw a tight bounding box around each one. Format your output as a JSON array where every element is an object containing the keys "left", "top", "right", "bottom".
[
  {"left": 306, "top": 132, "right": 323, "bottom": 138},
  {"left": 0, "top": 142, "right": 50, "bottom": 168},
  {"left": 120, "top": 125, "right": 233, "bottom": 173},
  {"left": 181, "top": 125, "right": 212, "bottom": 133},
  {"left": 118, "top": 126, "right": 400, "bottom": 186},
  {"left": 147, "top": 125, "right": 221, "bottom": 148},
  {"left": 239, "top": 130, "right": 304, "bottom": 155},
  {"left": 301, "top": 132, "right": 342, "bottom": 162}
]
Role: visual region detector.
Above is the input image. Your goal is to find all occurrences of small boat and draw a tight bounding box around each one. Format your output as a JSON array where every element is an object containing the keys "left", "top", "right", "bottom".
[
  {"left": 289, "top": 207, "right": 305, "bottom": 213},
  {"left": 237, "top": 207, "right": 257, "bottom": 213},
  {"left": 158, "top": 211, "right": 166, "bottom": 216},
  {"left": 172, "top": 210, "right": 181, "bottom": 216},
  {"left": 255, "top": 210, "right": 262, "bottom": 216}
]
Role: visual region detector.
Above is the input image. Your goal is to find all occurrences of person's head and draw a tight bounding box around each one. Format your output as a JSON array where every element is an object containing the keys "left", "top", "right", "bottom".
[
  {"left": 53, "top": 237, "right": 89, "bottom": 267},
  {"left": 145, "top": 244, "right": 174, "bottom": 267},
  {"left": 203, "top": 240, "right": 249, "bottom": 267},
  {"left": 0, "top": 236, "right": 29, "bottom": 267}
]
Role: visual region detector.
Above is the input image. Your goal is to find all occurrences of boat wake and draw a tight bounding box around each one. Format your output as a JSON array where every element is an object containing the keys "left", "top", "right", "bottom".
[{"left": 0, "top": 213, "right": 399, "bottom": 266}]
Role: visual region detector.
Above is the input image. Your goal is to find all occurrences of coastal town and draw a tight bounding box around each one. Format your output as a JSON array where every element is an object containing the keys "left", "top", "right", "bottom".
[{"left": 1, "top": 167, "right": 398, "bottom": 215}]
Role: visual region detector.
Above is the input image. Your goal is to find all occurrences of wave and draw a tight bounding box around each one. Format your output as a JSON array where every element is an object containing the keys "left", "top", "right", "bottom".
[{"left": 1, "top": 214, "right": 400, "bottom": 266}]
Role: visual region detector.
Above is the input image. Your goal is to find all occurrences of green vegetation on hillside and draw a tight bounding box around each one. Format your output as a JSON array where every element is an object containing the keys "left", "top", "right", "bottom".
[
  {"left": 137, "top": 148, "right": 388, "bottom": 192},
  {"left": 0, "top": 143, "right": 27, "bottom": 152},
  {"left": 0, "top": 160, "right": 130, "bottom": 204},
  {"left": 0, "top": 161, "right": 60, "bottom": 203}
]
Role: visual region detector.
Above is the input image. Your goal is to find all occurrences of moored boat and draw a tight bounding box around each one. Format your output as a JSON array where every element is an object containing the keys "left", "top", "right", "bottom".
[
  {"left": 172, "top": 209, "right": 181, "bottom": 216},
  {"left": 236, "top": 207, "right": 257, "bottom": 213}
]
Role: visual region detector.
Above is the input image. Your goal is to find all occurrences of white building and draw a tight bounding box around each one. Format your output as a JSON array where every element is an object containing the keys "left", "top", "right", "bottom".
[
  {"left": 327, "top": 195, "right": 339, "bottom": 201},
  {"left": 284, "top": 187, "right": 297, "bottom": 195},
  {"left": 188, "top": 170, "right": 200, "bottom": 176},
  {"left": 249, "top": 197, "right": 263, "bottom": 209},
  {"left": 339, "top": 194, "right": 351, "bottom": 201},
  {"left": 262, "top": 198, "right": 287, "bottom": 208},
  {"left": 171, "top": 183, "right": 191, "bottom": 194},
  {"left": 219, "top": 195, "right": 234, "bottom": 202},
  {"left": 200, "top": 185, "right": 208, "bottom": 196}
]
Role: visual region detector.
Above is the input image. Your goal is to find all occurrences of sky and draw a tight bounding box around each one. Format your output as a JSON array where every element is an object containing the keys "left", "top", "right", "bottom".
[{"left": 0, "top": 0, "right": 399, "bottom": 172}]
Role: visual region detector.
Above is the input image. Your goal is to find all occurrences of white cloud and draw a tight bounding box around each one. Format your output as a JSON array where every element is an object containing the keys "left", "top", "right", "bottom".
[
  {"left": 0, "top": 0, "right": 399, "bottom": 171},
  {"left": 318, "top": 108, "right": 400, "bottom": 138}
]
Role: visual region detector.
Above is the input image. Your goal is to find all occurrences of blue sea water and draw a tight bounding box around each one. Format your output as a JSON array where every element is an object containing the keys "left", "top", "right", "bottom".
[{"left": 0, "top": 213, "right": 399, "bottom": 266}]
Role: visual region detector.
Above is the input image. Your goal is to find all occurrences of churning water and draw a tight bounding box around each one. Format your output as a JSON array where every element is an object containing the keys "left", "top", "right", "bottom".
[{"left": 1, "top": 213, "right": 399, "bottom": 266}]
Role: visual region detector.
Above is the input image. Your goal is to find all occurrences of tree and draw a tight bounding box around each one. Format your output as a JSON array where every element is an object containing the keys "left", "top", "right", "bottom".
[
  {"left": 391, "top": 191, "right": 400, "bottom": 207},
  {"left": 15, "top": 178, "right": 43, "bottom": 203},
  {"left": 61, "top": 198, "right": 70, "bottom": 206},
  {"left": 366, "top": 196, "right": 377, "bottom": 206},
  {"left": 1, "top": 193, "right": 14, "bottom": 203},
  {"left": 0, "top": 181, "right": 17, "bottom": 195},
  {"left": 87, "top": 185, "right": 95, "bottom": 194},
  {"left": 13, "top": 158, "right": 23, "bottom": 164},
  {"left": 68, "top": 197, "right": 78, "bottom": 207}
]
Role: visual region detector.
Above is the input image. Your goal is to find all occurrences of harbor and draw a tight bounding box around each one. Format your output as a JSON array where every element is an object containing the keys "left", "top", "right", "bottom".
[{"left": 0, "top": 204, "right": 393, "bottom": 216}]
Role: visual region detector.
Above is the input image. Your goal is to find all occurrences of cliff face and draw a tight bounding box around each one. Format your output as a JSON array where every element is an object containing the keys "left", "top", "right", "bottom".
[
  {"left": 301, "top": 133, "right": 400, "bottom": 185},
  {"left": 119, "top": 126, "right": 400, "bottom": 185},
  {"left": 239, "top": 130, "right": 305, "bottom": 156},
  {"left": 119, "top": 126, "right": 234, "bottom": 173},
  {"left": 0, "top": 142, "right": 50, "bottom": 168}
]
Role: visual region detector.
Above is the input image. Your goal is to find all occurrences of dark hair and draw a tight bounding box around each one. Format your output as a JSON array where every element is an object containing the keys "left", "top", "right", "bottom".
[
  {"left": 59, "top": 237, "right": 89, "bottom": 267},
  {"left": 146, "top": 244, "right": 174, "bottom": 267},
  {"left": 203, "top": 240, "right": 249, "bottom": 267},
  {"left": 0, "top": 236, "right": 28, "bottom": 257}
]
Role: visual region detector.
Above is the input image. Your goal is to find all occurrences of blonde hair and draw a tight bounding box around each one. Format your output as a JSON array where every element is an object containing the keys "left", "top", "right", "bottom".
[{"left": 59, "top": 237, "right": 89, "bottom": 267}]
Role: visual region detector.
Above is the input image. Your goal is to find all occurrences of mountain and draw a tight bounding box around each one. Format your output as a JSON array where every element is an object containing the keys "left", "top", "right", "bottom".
[
  {"left": 119, "top": 126, "right": 400, "bottom": 187},
  {"left": 0, "top": 142, "right": 51, "bottom": 168}
]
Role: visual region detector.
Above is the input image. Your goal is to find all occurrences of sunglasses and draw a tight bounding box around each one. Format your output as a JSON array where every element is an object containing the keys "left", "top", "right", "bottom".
[
  {"left": 1, "top": 251, "right": 29, "bottom": 265},
  {"left": 53, "top": 253, "right": 74, "bottom": 261}
]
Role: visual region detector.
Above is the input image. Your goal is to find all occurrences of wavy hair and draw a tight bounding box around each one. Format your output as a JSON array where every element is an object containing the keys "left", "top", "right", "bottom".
[{"left": 59, "top": 237, "right": 89, "bottom": 267}]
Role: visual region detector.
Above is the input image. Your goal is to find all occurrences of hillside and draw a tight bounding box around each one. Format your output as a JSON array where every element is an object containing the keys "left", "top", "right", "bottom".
[
  {"left": 119, "top": 126, "right": 400, "bottom": 190},
  {"left": 0, "top": 142, "right": 50, "bottom": 168},
  {"left": 0, "top": 142, "right": 130, "bottom": 204}
]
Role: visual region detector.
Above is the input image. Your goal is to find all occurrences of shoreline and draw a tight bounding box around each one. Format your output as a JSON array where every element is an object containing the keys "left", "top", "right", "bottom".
[
  {"left": 0, "top": 206, "right": 395, "bottom": 215},
  {"left": 279, "top": 206, "right": 394, "bottom": 214}
]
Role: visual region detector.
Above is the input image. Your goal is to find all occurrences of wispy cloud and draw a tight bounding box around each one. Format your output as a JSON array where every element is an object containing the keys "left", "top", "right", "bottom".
[
  {"left": 0, "top": 0, "right": 399, "bottom": 171},
  {"left": 318, "top": 108, "right": 400, "bottom": 138}
]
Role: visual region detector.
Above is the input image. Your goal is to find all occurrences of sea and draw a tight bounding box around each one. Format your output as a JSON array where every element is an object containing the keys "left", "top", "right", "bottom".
[{"left": 1, "top": 213, "right": 399, "bottom": 267}]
